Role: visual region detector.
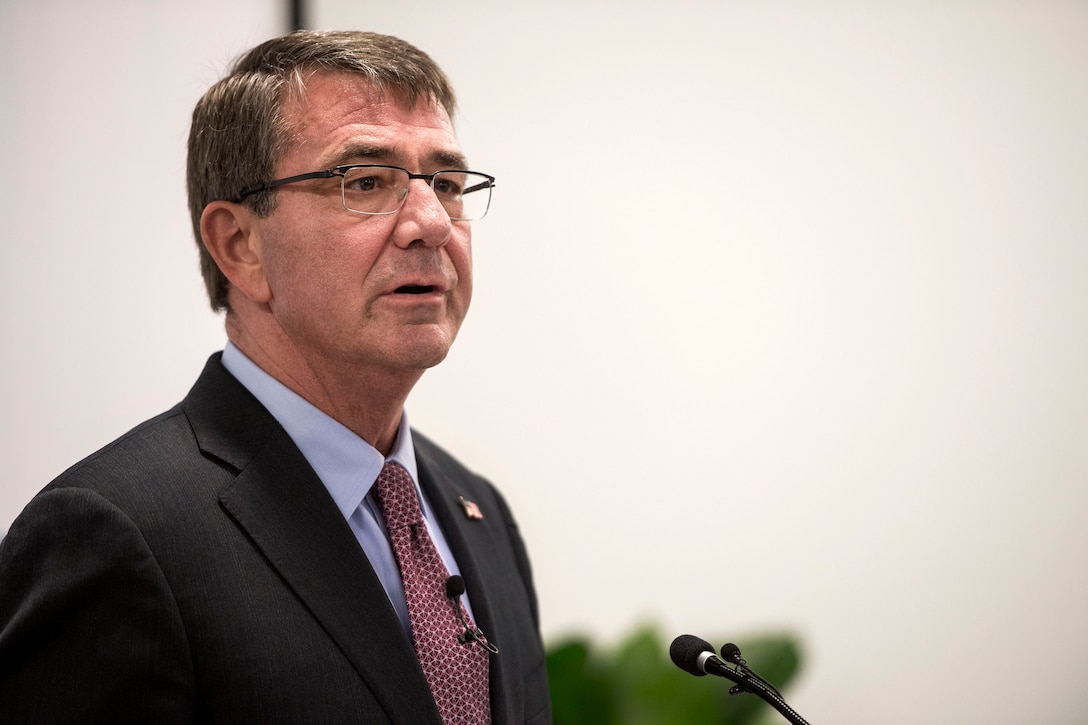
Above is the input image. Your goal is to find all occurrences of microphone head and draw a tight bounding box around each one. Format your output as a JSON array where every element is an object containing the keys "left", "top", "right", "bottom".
[
  {"left": 720, "top": 642, "right": 743, "bottom": 663},
  {"left": 669, "top": 634, "right": 715, "bottom": 677},
  {"left": 445, "top": 575, "right": 466, "bottom": 598}
]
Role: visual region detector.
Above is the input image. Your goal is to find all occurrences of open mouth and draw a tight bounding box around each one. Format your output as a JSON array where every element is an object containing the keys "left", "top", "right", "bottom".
[{"left": 395, "top": 284, "right": 435, "bottom": 295}]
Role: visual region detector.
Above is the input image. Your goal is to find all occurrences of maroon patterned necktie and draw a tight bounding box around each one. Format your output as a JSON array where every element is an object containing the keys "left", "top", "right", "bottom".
[{"left": 374, "top": 461, "right": 491, "bottom": 724}]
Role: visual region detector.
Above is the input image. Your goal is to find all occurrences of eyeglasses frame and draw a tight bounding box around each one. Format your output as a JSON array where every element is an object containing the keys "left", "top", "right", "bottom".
[{"left": 232, "top": 164, "right": 496, "bottom": 221}]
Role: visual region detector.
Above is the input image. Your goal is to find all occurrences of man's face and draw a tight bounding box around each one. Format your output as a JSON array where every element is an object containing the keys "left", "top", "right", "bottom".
[{"left": 249, "top": 72, "right": 472, "bottom": 377}]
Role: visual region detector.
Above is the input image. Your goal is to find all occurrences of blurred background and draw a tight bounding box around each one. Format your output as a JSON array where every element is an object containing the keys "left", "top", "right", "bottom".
[{"left": 3, "top": 1, "right": 1086, "bottom": 722}]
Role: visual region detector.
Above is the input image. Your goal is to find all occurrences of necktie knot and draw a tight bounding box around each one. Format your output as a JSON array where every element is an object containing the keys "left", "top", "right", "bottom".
[{"left": 375, "top": 461, "right": 423, "bottom": 531}]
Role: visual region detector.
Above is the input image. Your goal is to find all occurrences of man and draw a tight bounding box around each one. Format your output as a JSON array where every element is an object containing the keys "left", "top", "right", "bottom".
[{"left": 0, "top": 30, "right": 550, "bottom": 724}]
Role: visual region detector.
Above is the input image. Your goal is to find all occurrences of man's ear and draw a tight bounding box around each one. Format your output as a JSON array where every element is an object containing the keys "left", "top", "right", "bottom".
[{"left": 200, "top": 201, "right": 272, "bottom": 305}]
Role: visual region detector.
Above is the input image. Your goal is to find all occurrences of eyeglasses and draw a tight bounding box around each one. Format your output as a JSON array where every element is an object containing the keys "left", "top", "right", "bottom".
[{"left": 234, "top": 165, "right": 496, "bottom": 221}]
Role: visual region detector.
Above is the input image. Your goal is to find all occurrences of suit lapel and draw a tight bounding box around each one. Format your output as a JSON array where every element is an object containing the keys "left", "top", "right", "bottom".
[
  {"left": 415, "top": 449, "right": 494, "bottom": 628},
  {"left": 183, "top": 355, "right": 441, "bottom": 724}
]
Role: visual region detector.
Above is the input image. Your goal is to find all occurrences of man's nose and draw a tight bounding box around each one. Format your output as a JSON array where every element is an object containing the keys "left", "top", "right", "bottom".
[{"left": 392, "top": 178, "right": 453, "bottom": 249}]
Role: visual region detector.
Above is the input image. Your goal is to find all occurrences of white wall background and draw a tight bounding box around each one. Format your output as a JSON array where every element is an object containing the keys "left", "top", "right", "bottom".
[{"left": 3, "top": 1, "right": 1087, "bottom": 723}]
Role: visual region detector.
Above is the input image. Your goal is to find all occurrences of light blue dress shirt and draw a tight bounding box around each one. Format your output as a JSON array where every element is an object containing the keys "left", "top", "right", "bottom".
[{"left": 221, "top": 342, "right": 472, "bottom": 635}]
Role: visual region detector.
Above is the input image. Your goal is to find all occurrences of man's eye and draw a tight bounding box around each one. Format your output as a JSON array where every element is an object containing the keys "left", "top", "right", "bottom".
[
  {"left": 434, "top": 177, "right": 463, "bottom": 196},
  {"left": 347, "top": 176, "right": 381, "bottom": 192}
]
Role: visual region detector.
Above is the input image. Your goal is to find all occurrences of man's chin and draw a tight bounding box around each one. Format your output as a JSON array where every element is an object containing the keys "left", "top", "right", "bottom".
[{"left": 385, "top": 325, "right": 459, "bottom": 370}]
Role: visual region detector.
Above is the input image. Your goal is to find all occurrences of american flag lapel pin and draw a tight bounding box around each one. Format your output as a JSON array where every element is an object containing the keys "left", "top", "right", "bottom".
[{"left": 458, "top": 496, "right": 484, "bottom": 520}]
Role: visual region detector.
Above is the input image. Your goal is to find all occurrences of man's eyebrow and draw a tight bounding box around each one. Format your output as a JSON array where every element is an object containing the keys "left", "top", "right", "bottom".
[
  {"left": 431, "top": 150, "right": 470, "bottom": 170},
  {"left": 327, "top": 145, "right": 470, "bottom": 170},
  {"left": 328, "top": 144, "right": 393, "bottom": 166}
]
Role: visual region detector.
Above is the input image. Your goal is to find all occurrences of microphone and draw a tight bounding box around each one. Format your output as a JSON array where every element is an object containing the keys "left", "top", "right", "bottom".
[
  {"left": 722, "top": 642, "right": 781, "bottom": 698},
  {"left": 445, "top": 575, "right": 466, "bottom": 599},
  {"left": 444, "top": 575, "right": 498, "bottom": 654},
  {"left": 669, "top": 634, "right": 732, "bottom": 678},
  {"left": 721, "top": 642, "right": 746, "bottom": 667},
  {"left": 670, "top": 634, "right": 811, "bottom": 725}
]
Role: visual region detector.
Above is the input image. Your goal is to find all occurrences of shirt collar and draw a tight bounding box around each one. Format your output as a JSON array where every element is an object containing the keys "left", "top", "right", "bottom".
[{"left": 220, "top": 342, "right": 421, "bottom": 520}]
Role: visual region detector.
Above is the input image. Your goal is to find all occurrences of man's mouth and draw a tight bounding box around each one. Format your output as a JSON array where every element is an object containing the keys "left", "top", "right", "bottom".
[{"left": 395, "top": 284, "right": 436, "bottom": 295}]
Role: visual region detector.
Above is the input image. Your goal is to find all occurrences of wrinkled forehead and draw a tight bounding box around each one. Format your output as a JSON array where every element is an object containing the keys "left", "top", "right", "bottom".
[
  {"left": 280, "top": 69, "right": 452, "bottom": 133},
  {"left": 276, "top": 71, "right": 462, "bottom": 171}
]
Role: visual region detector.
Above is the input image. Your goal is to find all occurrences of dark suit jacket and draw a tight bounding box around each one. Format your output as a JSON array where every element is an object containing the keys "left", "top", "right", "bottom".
[{"left": 0, "top": 354, "right": 551, "bottom": 723}]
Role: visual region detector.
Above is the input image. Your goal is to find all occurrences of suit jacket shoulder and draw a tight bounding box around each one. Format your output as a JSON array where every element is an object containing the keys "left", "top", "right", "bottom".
[{"left": 0, "top": 355, "right": 432, "bottom": 722}]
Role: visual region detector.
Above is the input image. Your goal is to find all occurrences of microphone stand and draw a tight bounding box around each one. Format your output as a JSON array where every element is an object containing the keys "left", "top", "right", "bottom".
[{"left": 705, "top": 661, "right": 811, "bottom": 725}]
